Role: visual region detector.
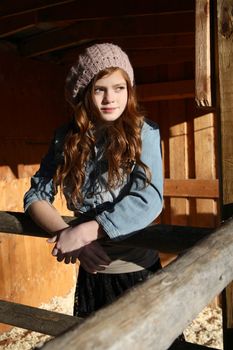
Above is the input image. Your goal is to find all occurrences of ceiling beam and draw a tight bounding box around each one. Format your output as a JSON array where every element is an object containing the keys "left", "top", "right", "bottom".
[
  {"left": 38, "top": 0, "right": 195, "bottom": 22},
  {"left": 0, "top": 0, "right": 75, "bottom": 18},
  {"left": 19, "top": 12, "right": 195, "bottom": 57},
  {"left": 0, "top": 13, "right": 37, "bottom": 38}
]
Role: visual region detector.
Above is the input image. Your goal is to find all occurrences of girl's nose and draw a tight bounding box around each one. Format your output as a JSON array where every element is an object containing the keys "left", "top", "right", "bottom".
[{"left": 103, "top": 90, "right": 114, "bottom": 104}]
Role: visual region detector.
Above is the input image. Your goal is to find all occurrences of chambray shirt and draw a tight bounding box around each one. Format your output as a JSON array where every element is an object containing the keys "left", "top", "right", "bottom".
[{"left": 24, "top": 119, "right": 163, "bottom": 241}]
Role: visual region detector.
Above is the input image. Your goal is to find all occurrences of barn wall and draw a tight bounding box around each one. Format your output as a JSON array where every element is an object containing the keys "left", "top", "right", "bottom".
[
  {"left": 0, "top": 52, "right": 75, "bottom": 332},
  {"left": 135, "top": 61, "right": 219, "bottom": 228}
]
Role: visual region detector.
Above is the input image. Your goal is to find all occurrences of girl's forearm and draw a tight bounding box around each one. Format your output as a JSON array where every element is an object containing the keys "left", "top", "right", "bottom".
[{"left": 27, "top": 200, "right": 69, "bottom": 234}]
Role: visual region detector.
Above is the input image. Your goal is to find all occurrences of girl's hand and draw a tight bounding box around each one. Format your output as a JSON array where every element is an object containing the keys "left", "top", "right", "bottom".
[
  {"left": 47, "top": 220, "right": 105, "bottom": 256},
  {"left": 50, "top": 241, "right": 111, "bottom": 274},
  {"left": 78, "top": 241, "right": 111, "bottom": 273}
]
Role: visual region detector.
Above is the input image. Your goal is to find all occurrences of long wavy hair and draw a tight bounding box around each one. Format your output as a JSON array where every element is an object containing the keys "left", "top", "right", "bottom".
[{"left": 54, "top": 67, "right": 151, "bottom": 206}]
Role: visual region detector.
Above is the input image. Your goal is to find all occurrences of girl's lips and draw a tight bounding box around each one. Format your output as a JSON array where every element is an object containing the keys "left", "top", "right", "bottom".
[{"left": 101, "top": 108, "right": 117, "bottom": 113}]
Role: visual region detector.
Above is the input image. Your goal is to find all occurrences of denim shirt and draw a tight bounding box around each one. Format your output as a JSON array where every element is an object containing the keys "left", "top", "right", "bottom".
[{"left": 24, "top": 119, "right": 163, "bottom": 241}]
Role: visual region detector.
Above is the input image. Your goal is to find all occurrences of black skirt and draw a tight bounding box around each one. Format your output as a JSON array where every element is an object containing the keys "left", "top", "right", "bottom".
[{"left": 74, "top": 259, "right": 162, "bottom": 317}]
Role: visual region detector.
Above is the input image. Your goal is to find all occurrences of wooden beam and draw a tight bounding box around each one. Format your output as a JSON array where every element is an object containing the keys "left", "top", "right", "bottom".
[
  {"left": 0, "top": 300, "right": 82, "bottom": 336},
  {"left": 0, "top": 12, "right": 36, "bottom": 38},
  {"left": 0, "top": 211, "right": 212, "bottom": 253},
  {"left": 137, "top": 80, "right": 194, "bottom": 101},
  {"left": 38, "top": 0, "right": 195, "bottom": 22},
  {"left": 164, "top": 179, "right": 219, "bottom": 198},
  {"left": 40, "top": 219, "right": 233, "bottom": 350},
  {"left": 216, "top": 0, "right": 233, "bottom": 205},
  {"left": 0, "top": 0, "right": 75, "bottom": 18},
  {"left": 19, "top": 12, "right": 195, "bottom": 57},
  {"left": 0, "top": 1, "right": 195, "bottom": 39},
  {"left": 216, "top": 2, "right": 233, "bottom": 348},
  {"left": 195, "top": 0, "right": 212, "bottom": 107}
]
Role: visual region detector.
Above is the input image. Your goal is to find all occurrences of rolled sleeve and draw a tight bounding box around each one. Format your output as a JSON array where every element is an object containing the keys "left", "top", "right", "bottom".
[
  {"left": 23, "top": 135, "right": 59, "bottom": 213},
  {"left": 24, "top": 174, "right": 55, "bottom": 212},
  {"left": 96, "top": 121, "right": 163, "bottom": 240}
]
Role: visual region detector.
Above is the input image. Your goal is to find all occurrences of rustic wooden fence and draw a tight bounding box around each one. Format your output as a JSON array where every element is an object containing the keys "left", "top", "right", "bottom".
[{"left": 0, "top": 211, "right": 233, "bottom": 350}]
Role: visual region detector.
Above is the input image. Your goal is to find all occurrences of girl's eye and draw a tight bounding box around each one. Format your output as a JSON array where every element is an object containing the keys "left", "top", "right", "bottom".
[
  {"left": 94, "top": 87, "right": 104, "bottom": 94},
  {"left": 115, "top": 86, "right": 126, "bottom": 92}
]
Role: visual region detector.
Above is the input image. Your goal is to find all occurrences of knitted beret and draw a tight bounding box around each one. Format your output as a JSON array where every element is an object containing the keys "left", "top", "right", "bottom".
[{"left": 65, "top": 43, "right": 134, "bottom": 106}]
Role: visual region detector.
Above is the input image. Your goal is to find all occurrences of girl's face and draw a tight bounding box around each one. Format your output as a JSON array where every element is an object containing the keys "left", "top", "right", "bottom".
[{"left": 93, "top": 69, "right": 128, "bottom": 123}]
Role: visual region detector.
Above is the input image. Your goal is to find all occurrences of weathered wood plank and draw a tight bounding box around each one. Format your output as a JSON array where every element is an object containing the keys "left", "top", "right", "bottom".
[
  {"left": 40, "top": 218, "right": 233, "bottom": 350},
  {"left": 0, "top": 211, "right": 212, "bottom": 253},
  {"left": 195, "top": 0, "right": 212, "bottom": 107},
  {"left": 216, "top": 1, "right": 233, "bottom": 346},
  {"left": 193, "top": 113, "right": 218, "bottom": 228},
  {"left": 168, "top": 97, "right": 189, "bottom": 226},
  {"left": 0, "top": 300, "right": 82, "bottom": 336},
  {"left": 216, "top": 0, "right": 233, "bottom": 205},
  {"left": 164, "top": 179, "right": 219, "bottom": 198}
]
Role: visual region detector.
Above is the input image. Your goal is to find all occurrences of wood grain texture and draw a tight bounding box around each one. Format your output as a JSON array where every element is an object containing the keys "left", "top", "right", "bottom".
[{"left": 217, "top": 0, "right": 233, "bottom": 204}]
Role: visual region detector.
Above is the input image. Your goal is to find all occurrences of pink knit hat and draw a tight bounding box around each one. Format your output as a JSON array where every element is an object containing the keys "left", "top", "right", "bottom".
[{"left": 65, "top": 43, "right": 134, "bottom": 106}]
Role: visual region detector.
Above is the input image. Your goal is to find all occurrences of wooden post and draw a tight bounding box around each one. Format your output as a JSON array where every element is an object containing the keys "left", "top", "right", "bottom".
[
  {"left": 195, "top": 0, "right": 212, "bottom": 107},
  {"left": 215, "top": 1, "right": 233, "bottom": 349}
]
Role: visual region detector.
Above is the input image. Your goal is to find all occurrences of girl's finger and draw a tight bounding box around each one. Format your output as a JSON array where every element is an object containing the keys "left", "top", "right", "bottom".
[{"left": 47, "top": 235, "right": 57, "bottom": 243}]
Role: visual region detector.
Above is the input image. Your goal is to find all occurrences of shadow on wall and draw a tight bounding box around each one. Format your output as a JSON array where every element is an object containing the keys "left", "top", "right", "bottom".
[{"left": 0, "top": 51, "right": 70, "bottom": 180}]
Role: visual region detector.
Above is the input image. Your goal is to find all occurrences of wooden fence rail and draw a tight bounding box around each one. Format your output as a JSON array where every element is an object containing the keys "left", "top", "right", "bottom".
[
  {"left": 1, "top": 212, "right": 233, "bottom": 349},
  {"left": 0, "top": 211, "right": 212, "bottom": 253}
]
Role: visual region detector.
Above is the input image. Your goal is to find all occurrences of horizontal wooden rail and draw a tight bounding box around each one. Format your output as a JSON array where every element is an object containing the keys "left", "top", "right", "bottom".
[
  {"left": 164, "top": 179, "right": 219, "bottom": 198},
  {"left": 37, "top": 218, "right": 233, "bottom": 350},
  {"left": 0, "top": 211, "right": 212, "bottom": 253},
  {"left": 0, "top": 300, "right": 82, "bottom": 336}
]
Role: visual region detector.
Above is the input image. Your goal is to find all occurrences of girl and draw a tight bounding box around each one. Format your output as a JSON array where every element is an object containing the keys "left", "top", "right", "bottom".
[{"left": 24, "top": 43, "right": 164, "bottom": 317}]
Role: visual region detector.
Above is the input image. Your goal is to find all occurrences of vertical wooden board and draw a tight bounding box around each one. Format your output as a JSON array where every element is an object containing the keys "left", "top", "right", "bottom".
[
  {"left": 193, "top": 113, "right": 218, "bottom": 227},
  {"left": 168, "top": 99, "right": 189, "bottom": 225},
  {"left": 185, "top": 99, "right": 197, "bottom": 226},
  {"left": 142, "top": 101, "right": 163, "bottom": 224},
  {"left": 167, "top": 62, "right": 191, "bottom": 226},
  {"left": 195, "top": 0, "right": 212, "bottom": 106},
  {"left": 158, "top": 100, "right": 172, "bottom": 224},
  {"left": 216, "top": 0, "right": 233, "bottom": 205}
]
